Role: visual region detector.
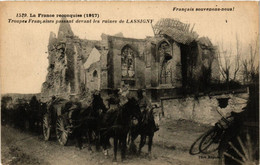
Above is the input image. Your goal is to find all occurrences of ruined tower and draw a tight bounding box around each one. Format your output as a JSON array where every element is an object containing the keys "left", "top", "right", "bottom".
[
  {"left": 41, "top": 18, "right": 98, "bottom": 99},
  {"left": 57, "top": 17, "right": 74, "bottom": 41},
  {"left": 41, "top": 18, "right": 77, "bottom": 98}
]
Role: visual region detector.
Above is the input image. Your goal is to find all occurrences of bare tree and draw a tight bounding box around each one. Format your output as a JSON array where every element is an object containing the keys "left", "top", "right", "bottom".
[
  {"left": 233, "top": 35, "right": 241, "bottom": 81},
  {"left": 242, "top": 59, "right": 249, "bottom": 84},
  {"left": 217, "top": 35, "right": 243, "bottom": 88},
  {"left": 217, "top": 41, "right": 232, "bottom": 87},
  {"left": 242, "top": 39, "right": 259, "bottom": 84}
]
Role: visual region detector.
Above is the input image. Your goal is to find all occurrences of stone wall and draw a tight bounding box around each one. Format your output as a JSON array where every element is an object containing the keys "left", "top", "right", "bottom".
[
  {"left": 85, "top": 62, "right": 101, "bottom": 91},
  {"left": 170, "top": 41, "right": 182, "bottom": 87},
  {"left": 161, "top": 92, "right": 249, "bottom": 125}
]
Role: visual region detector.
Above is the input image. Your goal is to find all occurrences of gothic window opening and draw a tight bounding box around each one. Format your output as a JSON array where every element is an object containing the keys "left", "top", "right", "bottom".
[
  {"left": 91, "top": 70, "right": 98, "bottom": 82},
  {"left": 93, "top": 70, "right": 98, "bottom": 77},
  {"left": 158, "top": 41, "right": 173, "bottom": 85},
  {"left": 121, "top": 46, "right": 135, "bottom": 79}
]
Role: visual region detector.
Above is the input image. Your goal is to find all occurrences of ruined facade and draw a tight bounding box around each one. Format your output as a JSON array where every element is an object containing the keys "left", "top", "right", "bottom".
[{"left": 41, "top": 18, "right": 220, "bottom": 101}]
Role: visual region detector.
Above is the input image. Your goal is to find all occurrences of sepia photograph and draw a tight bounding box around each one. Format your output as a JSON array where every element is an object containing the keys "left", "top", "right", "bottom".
[{"left": 0, "top": 2, "right": 259, "bottom": 165}]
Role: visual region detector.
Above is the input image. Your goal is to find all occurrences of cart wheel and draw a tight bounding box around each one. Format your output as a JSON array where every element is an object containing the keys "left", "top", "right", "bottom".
[
  {"left": 43, "top": 114, "right": 51, "bottom": 141},
  {"left": 56, "top": 116, "right": 69, "bottom": 146},
  {"left": 220, "top": 133, "right": 258, "bottom": 165},
  {"left": 200, "top": 127, "right": 220, "bottom": 154}
]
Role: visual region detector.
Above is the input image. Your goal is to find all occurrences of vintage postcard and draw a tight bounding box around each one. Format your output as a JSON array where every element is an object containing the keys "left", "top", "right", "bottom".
[{"left": 0, "top": 1, "right": 259, "bottom": 165}]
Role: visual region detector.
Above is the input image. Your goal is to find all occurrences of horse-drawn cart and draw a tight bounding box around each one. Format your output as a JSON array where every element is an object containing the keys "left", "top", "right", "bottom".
[{"left": 43, "top": 98, "right": 79, "bottom": 145}]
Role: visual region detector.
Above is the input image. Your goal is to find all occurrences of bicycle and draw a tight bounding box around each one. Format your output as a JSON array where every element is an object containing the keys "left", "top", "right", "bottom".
[{"left": 189, "top": 114, "right": 235, "bottom": 155}]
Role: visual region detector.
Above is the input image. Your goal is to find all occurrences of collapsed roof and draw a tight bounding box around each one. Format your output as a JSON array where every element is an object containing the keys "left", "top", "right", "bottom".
[{"left": 153, "top": 18, "right": 199, "bottom": 45}]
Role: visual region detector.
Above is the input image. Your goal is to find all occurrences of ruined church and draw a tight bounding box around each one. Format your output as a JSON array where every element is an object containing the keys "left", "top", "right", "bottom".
[{"left": 41, "top": 18, "right": 220, "bottom": 102}]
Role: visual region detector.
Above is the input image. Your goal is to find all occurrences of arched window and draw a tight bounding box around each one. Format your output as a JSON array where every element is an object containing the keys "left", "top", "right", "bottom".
[
  {"left": 121, "top": 45, "right": 135, "bottom": 79},
  {"left": 93, "top": 70, "right": 98, "bottom": 78},
  {"left": 158, "top": 41, "right": 173, "bottom": 84}
]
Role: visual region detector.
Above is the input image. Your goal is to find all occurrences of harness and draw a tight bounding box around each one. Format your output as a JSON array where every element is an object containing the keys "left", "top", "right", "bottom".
[{"left": 100, "top": 105, "right": 130, "bottom": 136}]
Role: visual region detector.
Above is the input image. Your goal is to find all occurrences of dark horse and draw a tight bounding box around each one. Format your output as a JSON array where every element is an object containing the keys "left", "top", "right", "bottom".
[
  {"left": 28, "top": 96, "right": 46, "bottom": 133},
  {"left": 100, "top": 98, "right": 141, "bottom": 162},
  {"left": 129, "top": 105, "right": 159, "bottom": 158},
  {"left": 72, "top": 92, "right": 108, "bottom": 150}
]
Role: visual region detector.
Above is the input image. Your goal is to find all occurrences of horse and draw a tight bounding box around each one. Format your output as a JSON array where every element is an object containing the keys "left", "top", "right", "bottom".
[
  {"left": 99, "top": 97, "right": 141, "bottom": 162},
  {"left": 28, "top": 96, "right": 46, "bottom": 133},
  {"left": 31, "top": 101, "right": 47, "bottom": 134},
  {"left": 13, "top": 100, "right": 30, "bottom": 130},
  {"left": 129, "top": 105, "right": 159, "bottom": 158},
  {"left": 71, "top": 92, "right": 108, "bottom": 150}
]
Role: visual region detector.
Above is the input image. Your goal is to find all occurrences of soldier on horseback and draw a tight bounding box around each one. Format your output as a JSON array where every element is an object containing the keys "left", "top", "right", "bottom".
[
  {"left": 128, "top": 89, "right": 159, "bottom": 157},
  {"left": 137, "top": 89, "right": 159, "bottom": 132},
  {"left": 106, "top": 82, "right": 131, "bottom": 112},
  {"left": 99, "top": 82, "right": 143, "bottom": 161}
]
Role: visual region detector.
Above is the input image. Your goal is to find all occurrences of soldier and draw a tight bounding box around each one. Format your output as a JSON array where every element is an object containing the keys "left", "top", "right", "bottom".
[
  {"left": 106, "top": 89, "right": 120, "bottom": 112},
  {"left": 29, "top": 95, "right": 39, "bottom": 111},
  {"left": 64, "top": 94, "right": 81, "bottom": 125},
  {"left": 47, "top": 95, "right": 57, "bottom": 112},
  {"left": 137, "top": 89, "right": 159, "bottom": 132},
  {"left": 106, "top": 82, "right": 130, "bottom": 113},
  {"left": 137, "top": 89, "right": 151, "bottom": 113},
  {"left": 119, "top": 82, "right": 130, "bottom": 107}
]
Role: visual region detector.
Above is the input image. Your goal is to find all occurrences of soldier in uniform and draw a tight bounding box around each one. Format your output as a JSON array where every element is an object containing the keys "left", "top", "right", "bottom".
[
  {"left": 64, "top": 94, "right": 81, "bottom": 126},
  {"left": 29, "top": 96, "right": 39, "bottom": 111},
  {"left": 47, "top": 96, "right": 57, "bottom": 112},
  {"left": 137, "top": 89, "right": 159, "bottom": 132},
  {"left": 137, "top": 89, "right": 151, "bottom": 113},
  {"left": 63, "top": 94, "right": 83, "bottom": 149},
  {"left": 119, "top": 82, "right": 130, "bottom": 107},
  {"left": 107, "top": 82, "right": 130, "bottom": 113},
  {"left": 106, "top": 89, "right": 120, "bottom": 112}
]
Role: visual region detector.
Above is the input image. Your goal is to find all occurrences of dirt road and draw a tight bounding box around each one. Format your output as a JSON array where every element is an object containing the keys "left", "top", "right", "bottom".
[{"left": 1, "top": 119, "right": 219, "bottom": 165}]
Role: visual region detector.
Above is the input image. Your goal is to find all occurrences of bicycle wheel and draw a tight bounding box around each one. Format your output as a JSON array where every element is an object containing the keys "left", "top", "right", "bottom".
[
  {"left": 199, "top": 127, "right": 220, "bottom": 154},
  {"left": 189, "top": 133, "right": 205, "bottom": 155}
]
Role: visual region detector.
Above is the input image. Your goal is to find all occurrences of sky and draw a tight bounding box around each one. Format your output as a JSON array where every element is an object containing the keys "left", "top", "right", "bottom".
[{"left": 0, "top": 2, "right": 258, "bottom": 94}]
